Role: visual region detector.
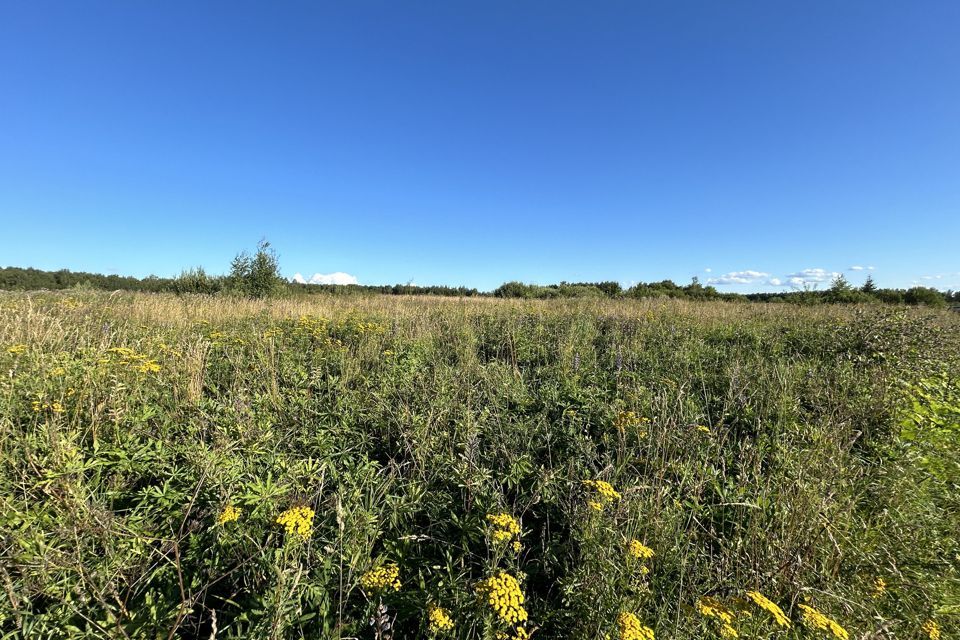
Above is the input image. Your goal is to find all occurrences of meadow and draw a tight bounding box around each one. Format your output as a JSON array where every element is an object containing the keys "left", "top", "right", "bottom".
[{"left": 1, "top": 291, "right": 957, "bottom": 639}]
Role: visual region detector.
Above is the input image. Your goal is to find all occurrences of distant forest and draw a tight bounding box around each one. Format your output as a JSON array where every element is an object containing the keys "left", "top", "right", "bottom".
[{"left": 2, "top": 265, "right": 958, "bottom": 307}]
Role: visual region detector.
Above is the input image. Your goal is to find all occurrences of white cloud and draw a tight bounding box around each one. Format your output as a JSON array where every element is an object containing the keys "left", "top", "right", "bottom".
[
  {"left": 706, "top": 270, "right": 770, "bottom": 285},
  {"left": 849, "top": 265, "right": 864, "bottom": 271},
  {"left": 704, "top": 268, "right": 712, "bottom": 273},
  {"left": 783, "top": 268, "right": 842, "bottom": 289},
  {"left": 291, "top": 272, "right": 359, "bottom": 285},
  {"left": 767, "top": 278, "right": 783, "bottom": 286}
]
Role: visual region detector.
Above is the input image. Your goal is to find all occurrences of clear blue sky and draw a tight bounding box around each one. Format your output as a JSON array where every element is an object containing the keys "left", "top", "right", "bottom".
[{"left": 1, "top": 1, "right": 958, "bottom": 292}]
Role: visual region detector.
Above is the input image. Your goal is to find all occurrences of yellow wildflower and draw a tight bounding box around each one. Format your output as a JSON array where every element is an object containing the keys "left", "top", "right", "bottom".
[
  {"left": 745, "top": 591, "right": 790, "bottom": 628},
  {"left": 360, "top": 563, "right": 401, "bottom": 593},
  {"left": 49, "top": 367, "right": 66, "bottom": 377},
  {"left": 616, "top": 612, "right": 655, "bottom": 640},
  {"left": 614, "top": 411, "right": 639, "bottom": 432},
  {"left": 697, "top": 597, "right": 735, "bottom": 625},
  {"left": 7, "top": 344, "right": 27, "bottom": 355},
  {"left": 50, "top": 401, "right": 65, "bottom": 414},
  {"left": 276, "top": 505, "right": 315, "bottom": 538},
  {"left": 584, "top": 479, "right": 621, "bottom": 502},
  {"left": 584, "top": 479, "right": 621, "bottom": 513},
  {"left": 627, "top": 539, "right": 655, "bottom": 561},
  {"left": 871, "top": 576, "right": 886, "bottom": 599},
  {"left": 512, "top": 540, "right": 523, "bottom": 553},
  {"left": 797, "top": 604, "right": 848, "bottom": 640},
  {"left": 496, "top": 627, "right": 532, "bottom": 640},
  {"left": 696, "top": 425, "right": 711, "bottom": 434},
  {"left": 137, "top": 360, "right": 161, "bottom": 373},
  {"left": 487, "top": 513, "right": 522, "bottom": 545},
  {"left": 476, "top": 572, "right": 528, "bottom": 625},
  {"left": 217, "top": 505, "right": 241, "bottom": 525},
  {"left": 719, "top": 624, "right": 738, "bottom": 639},
  {"left": 922, "top": 619, "right": 941, "bottom": 640},
  {"left": 427, "top": 604, "right": 454, "bottom": 633}
]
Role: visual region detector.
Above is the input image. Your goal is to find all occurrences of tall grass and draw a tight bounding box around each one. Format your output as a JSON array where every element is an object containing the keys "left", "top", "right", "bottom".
[{"left": 1, "top": 291, "right": 957, "bottom": 639}]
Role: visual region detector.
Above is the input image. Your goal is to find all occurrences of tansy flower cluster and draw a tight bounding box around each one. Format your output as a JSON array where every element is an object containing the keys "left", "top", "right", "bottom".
[
  {"left": 296, "top": 315, "right": 327, "bottom": 334},
  {"left": 207, "top": 331, "right": 246, "bottom": 347},
  {"left": 697, "top": 597, "right": 734, "bottom": 624},
  {"left": 871, "top": 576, "right": 887, "bottom": 598},
  {"left": 745, "top": 591, "right": 791, "bottom": 628},
  {"left": 217, "top": 505, "right": 241, "bottom": 525},
  {"left": 627, "top": 539, "right": 654, "bottom": 561},
  {"left": 476, "top": 572, "right": 528, "bottom": 625},
  {"left": 427, "top": 604, "right": 454, "bottom": 633},
  {"left": 487, "top": 513, "right": 522, "bottom": 551},
  {"left": 584, "top": 479, "right": 621, "bottom": 512},
  {"left": 263, "top": 327, "right": 284, "bottom": 339},
  {"left": 360, "top": 564, "right": 401, "bottom": 593},
  {"left": 276, "top": 505, "right": 315, "bottom": 537},
  {"left": 616, "top": 612, "right": 655, "bottom": 640},
  {"left": 614, "top": 410, "right": 649, "bottom": 435},
  {"left": 104, "top": 347, "right": 161, "bottom": 373},
  {"left": 347, "top": 319, "right": 386, "bottom": 335},
  {"left": 496, "top": 627, "right": 532, "bottom": 640},
  {"left": 922, "top": 619, "right": 941, "bottom": 640},
  {"left": 32, "top": 399, "right": 66, "bottom": 414},
  {"left": 7, "top": 344, "right": 27, "bottom": 355},
  {"left": 797, "top": 604, "right": 848, "bottom": 640},
  {"left": 696, "top": 597, "right": 739, "bottom": 638}
]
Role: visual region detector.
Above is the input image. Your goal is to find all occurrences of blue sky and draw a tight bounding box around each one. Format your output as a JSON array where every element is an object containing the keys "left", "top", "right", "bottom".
[{"left": 1, "top": 1, "right": 958, "bottom": 292}]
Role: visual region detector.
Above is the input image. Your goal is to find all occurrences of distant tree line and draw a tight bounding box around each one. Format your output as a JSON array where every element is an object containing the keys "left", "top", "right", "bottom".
[
  {"left": 0, "top": 266, "right": 176, "bottom": 292},
  {"left": 492, "top": 275, "right": 959, "bottom": 308},
  {"left": 2, "top": 244, "right": 957, "bottom": 307},
  {"left": 0, "top": 265, "right": 485, "bottom": 299},
  {"left": 292, "top": 283, "right": 481, "bottom": 297}
]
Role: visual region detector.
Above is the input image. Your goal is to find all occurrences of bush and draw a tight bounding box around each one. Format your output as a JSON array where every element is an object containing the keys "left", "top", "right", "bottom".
[
  {"left": 171, "top": 267, "right": 223, "bottom": 295},
  {"left": 227, "top": 240, "right": 284, "bottom": 298}
]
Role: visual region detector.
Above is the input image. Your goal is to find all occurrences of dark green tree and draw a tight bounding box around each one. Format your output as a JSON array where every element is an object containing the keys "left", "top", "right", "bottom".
[
  {"left": 904, "top": 286, "right": 947, "bottom": 308},
  {"left": 861, "top": 274, "right": 877, "bottom": 294}
]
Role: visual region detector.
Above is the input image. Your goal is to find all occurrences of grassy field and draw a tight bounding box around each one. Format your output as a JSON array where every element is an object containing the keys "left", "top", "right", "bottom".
[{"left": 1, "top": 291, "right": 958, "bottom": 639}]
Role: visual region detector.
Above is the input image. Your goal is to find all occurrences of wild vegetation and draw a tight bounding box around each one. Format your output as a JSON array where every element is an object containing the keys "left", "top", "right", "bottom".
[
  {"left": 1, "top": 290, "right": 957, "bottom": 639},
  {"left": 2, "top": 244, "right": 956, "bottom": 307}
]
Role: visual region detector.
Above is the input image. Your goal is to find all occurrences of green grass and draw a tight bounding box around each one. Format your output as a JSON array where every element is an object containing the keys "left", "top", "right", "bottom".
[{"left": 1, "top": 291, "right": 957, "bottom": 639}]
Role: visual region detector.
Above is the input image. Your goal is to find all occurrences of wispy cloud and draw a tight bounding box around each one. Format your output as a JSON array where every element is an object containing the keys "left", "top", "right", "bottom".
[
  {"left": 767, "top": 277, "right": 783, "bottom": 286},
  {"left": 706, "top": 270, "right": 770, "bottom": 285},
  {"left": 292, "top": 272, "right": 359, "bottom": 285},
  {"left": 849, "top": 265, "right": 875, "bottom": 271}
]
